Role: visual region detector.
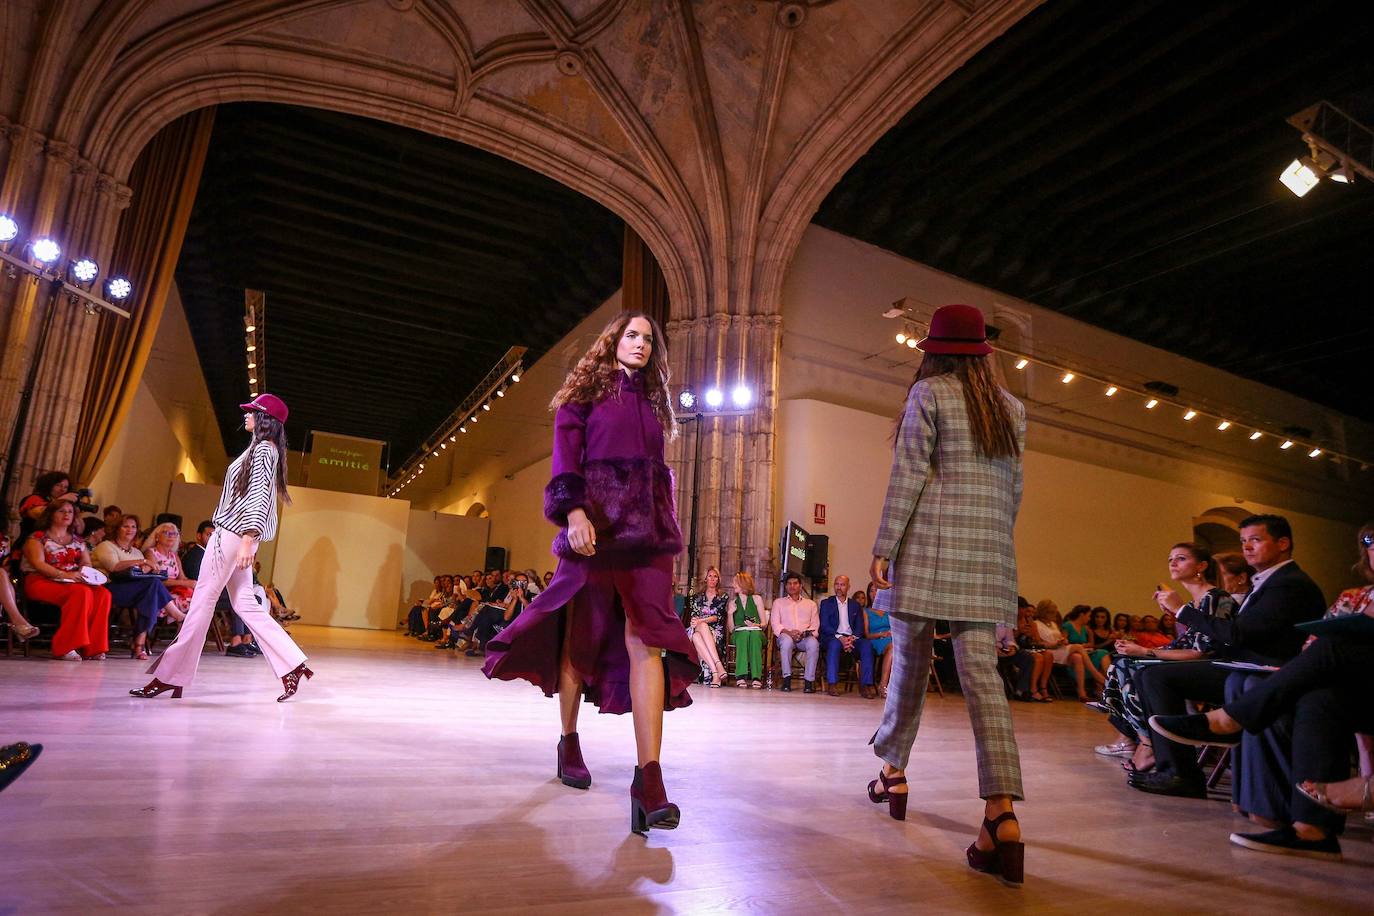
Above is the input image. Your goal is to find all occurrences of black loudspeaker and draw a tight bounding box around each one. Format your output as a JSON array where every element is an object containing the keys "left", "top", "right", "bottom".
[
  {"left": 154, "top": 512, "right": 183, "bottom": 530},
  {"left": 803, "top": 534, "right": 828, "bottom": 578},
  {"left": 485, "top": 546, "right": 508, "bottom": 570}
]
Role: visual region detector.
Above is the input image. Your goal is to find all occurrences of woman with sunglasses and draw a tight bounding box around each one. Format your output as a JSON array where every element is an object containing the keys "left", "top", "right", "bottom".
[{"left": 131, "top": 394, "right": 312, "bottom": 701}]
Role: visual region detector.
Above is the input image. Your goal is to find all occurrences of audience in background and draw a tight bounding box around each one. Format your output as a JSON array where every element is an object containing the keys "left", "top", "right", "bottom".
[
  {"left": 1016, "top": 601, "right": 1053, "bottom": 701},
  {"left": 144, "top": 523, "right": 196, "bottom": 615},
  {"left": 771, "top": 571, "right": 820, "bottom": 693},
  {"left": 17, "top": 471, "right": 78, "bottom": 554},
  {"left": 0, "top": 510, "right": 40, "bottom": 643},
  {"left": 1215, "top": 551, "right": 1254, "bottom": 603},
  {"left": 863, "top": 589, "right": 893, "bottom": 698},
  {"left": 1087, "top": 607, "right": 1115, "bottom": 676},
  {"left": 93, "top": 514, "right": 184, "bottom": 661},
  {"left": 818, "top": 574, "right": 874, "bottom": 698},
  {"left": 20, "top": 502, "right": 111, "bottom": 660},
  {"left": 1033, "top": 600, "right": 1095, "bottom": 701},
  {"left": 408, "top": 575, "right": 447, "bottom": 637},
  {"left": 728, "top": 571, "right": 767, "bottom": 689},
  {"left": 685, "top": 567, "right": 728, "bottom": 687},
  {"left": 81, "top": 517, "right": 106, "bottom": 549},
  {"left": 1111, "top": 613, "right": 1132, "bottom": 639},
  {"left": 1129, "top": 615, "right": 1171, "bottom": 650}
]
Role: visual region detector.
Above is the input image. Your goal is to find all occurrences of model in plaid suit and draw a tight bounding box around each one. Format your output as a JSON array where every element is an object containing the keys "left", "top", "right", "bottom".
[{"left": 867, "top": 303, "right": 1028, "bottom": 886}]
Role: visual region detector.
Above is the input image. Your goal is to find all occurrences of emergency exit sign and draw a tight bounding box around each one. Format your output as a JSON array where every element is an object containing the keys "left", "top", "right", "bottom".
[{"left": 814, "top": 503, "right": 826, "bottom": 525}]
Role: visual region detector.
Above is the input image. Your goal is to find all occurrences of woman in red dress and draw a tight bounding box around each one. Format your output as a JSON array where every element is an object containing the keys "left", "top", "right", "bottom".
[
  {"left": 21, "top": 502, "right": 112, "bottom": 660},
  {"left": 483, "top": 311, "right": 699, "bottom": 835}
]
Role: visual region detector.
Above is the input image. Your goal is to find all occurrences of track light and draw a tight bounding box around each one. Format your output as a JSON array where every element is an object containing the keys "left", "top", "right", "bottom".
[
  {"left": 895, "top": 331, "right": 907, "bottom": 345},
  {"left": 481, "top": 402, "right": 490, "bottom": 411},
  {"left": 248, "top": 376, "right": 257, "bottom": 385},
  {"left": 1105, "top": 386, "right": 1117, "bottom": 396},
  {"left": 70, "top": 258, "right": 98, "bottom": 285},
  {"left": 1014, "top": 358, "right": 1028, "bottom": 370},
  {"left": 246, "top": 343, "right": 256, "bottom": 352},
  {"left": 1280, "top": 440, "right": 1294, "bottom": 450},
  {"left": 1183, "top": 409, "right": 1197, "bottom": 420},
  {"left": 905, "top": 337, "right": 918, "bottom": 349},
  {"left": 0, "top": 214, "right": 17, "bottom": 243},
  {"left": 731, "top": 385, "right": 753, "bottom": 408},
  {"left": 678, "top": 389, "right": 696, "bottom": 411},
  {"left": 1060, "top": 372, "right": 1074, "bottom": 384},
  {"left": 496, "top": 387, "right": 505, "bottom": 397},
  {"left": 704, "top": 387, "right": 724, "bottom": 409},
  {"left": 247, "top": 361, "right": 256, "bottom": 369},
  {"left": 1249, "top": 431, "right": 1263, "bottom": 441},
  {"left": 245, "top": 323, "right": 256, "bottom": 332},
  {"left": 511, "top": 370, "right": 521, "bottom": 382},
  {"left": 470, "top": 415, "right": 477, "bottom": 424},
  {"left": 105, "top": 277, "right": 132, "bottom": 300},
  {"left": 1329, "top": 162, "right": 1353, "bottom": 183},
  {"left": 30, "top": 238, "right": 61, "bottom": 265},
  {"left": 1279, "top": 157, "right": 1321, "bottom": 197},
  {"left": 1145, "top": 399, "right": 1158, "bottom": 409},
  {"left": 459, "top": 425, "right": 467, "bottom": 433},
  {"left": 448, "top": 434, "right": 456, "bottom": 442},
  {"left": 1308, "top": 447, "right": 1322, "bottom": 458},
  {"left": 440, "top": 442, "right": 447, "bottom": 449},
  {"left": 1217, "top": 420, "right": 1231, "bottom": 431}
]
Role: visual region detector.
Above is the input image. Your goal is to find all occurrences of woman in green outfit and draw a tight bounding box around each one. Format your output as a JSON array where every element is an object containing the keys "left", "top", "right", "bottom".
[{"left": 728, "top": 570, "right": 768, "bottom": 689}]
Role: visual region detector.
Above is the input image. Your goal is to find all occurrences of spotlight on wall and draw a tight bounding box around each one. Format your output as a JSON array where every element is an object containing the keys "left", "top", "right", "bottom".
[
  {"left": 459, "top": 425, "right": 467, "bottom": 433},
  {"left": 1249, "top": 431, "right": 1263, "bottom": 441},
  {"left": 704, "top": 387, "right": 724, "bottom": 409},
  {"left": 1105, "top": 386, "right": 1118, "bottom": 396},
  {"left": 1145, "top": 399, "right": 1159, "bottom": 409},
  {"left": 678, "top": 389, "right": 697, "bottom": 411},
  {"left": 1217, "top": 420, "right": 1232, "bottom": 431},
  {"left": 246, "top": 343, "right": 256, "bottom": 352},
  {"left": 511, "top": 370, "right": 521, "bottom": 382},
  {"left": 30, "top": 238, "right": 61, "bottom": 265},
  {"left": 1014, "top": 358, "right": 1029, "bottom": 370},
  {"left": 448, "top": 434, "right": 456, "bottom": 442},
  {"left": 105, "top": 277, "right": 132, "bottom": 300},
  {"left": 1280, "top": 440, "right": 1294, "bottom": 450},
  {"left": 1183, "top": 409, "right": 1197, "bottom": 420},
  {"left": 496, "top": 387, "right": 505, "bottom": 398},
  {"left": 731, "top": 385, "right": 753, "bottom": 409},
  {"left": 1060, "top": 372, "right": 1074, "bottom": 384},
  {"left": 1308, "top": 447, "right": 1322, "bottom": 458},
  {"left": 481, "top": 402, "right": 490, "bottom": 411}
]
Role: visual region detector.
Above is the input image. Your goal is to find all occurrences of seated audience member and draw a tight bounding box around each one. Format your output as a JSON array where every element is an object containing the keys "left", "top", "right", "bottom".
[
  {"left": 1015, "top": 598, "right": 1052, "bottom": 701},
  {"left": 144, "top": 523, "right": 196, "bottom": 615},
  {"left": 1111, "top": 613, "right": 1132, "bottom": 640},
  {"left": 21, "top": 501, "right": 112, "bottom": 660},
  {"left": 1032, "top": 600, "right": 1093, "bottom": 701},
  {"left": 1093, "top": 542, "right": 1236, "bottom": 770},
  {"left": 102, "top": 505, "right": 123, "bottom": 532},
  {"left": 685, "top": 567, "right": 729, "bottom": 687},
  {"left": 1159, "top": 612, "right": 1177, "bottom": 640},
  {"left": 461, "top": 570, "right": 528, "bottom": 656},
  {"left": 1152, "top": 523, "right": 1374, "bottom": 857},
  {"left": 419, "top": 575, "right": 457, "bottom": 641},
  {"left": 542, "top": 570, "right": 554, "bottom": 590},
  {"left": 521, "top": 568, "right": 543, "bottom": 597},
  {"left": 858, "top": 589, "right": 893, "bottom": 698},
  {"left": 1215, "top": 551, "right": 1254, "bottom": 603},
  {"left": 727, "top": 571, "right": 768, "bottom": 689},
  {"left": 408, "top": 576, "right": 446, "bottom": 637},
  {"left": 1062, "top": 604, "right": 1106, "bottom": 700},
  {"left": 93, "top": 514, "right": 185, "bottom": 660},
  {"left": 819, "top": 574, "right": 874, "bottom": 698},
  {"left": 0, "top": 511, "right": 40, "bottom": 642},
  {"left": 1129, "top": 615, "right": 1172, "bottom": 650},
  {"left": 17, "top": 471, "right": 79, "bottom": 555},
  {"left": 1130, "top": 516, "right": 1325, "bottom": 799},
  {"left": 1087, "top": 607, "right": 1115, "bottom": 676},
  {"left": 771, "top": 571, "right": 820, "bottom": 693},
  {"left": 996, "top": 617, "right": 1037, "bottom": 702},
  {"left": 81, "top": 516, "right": 106, "bottom": 549}
]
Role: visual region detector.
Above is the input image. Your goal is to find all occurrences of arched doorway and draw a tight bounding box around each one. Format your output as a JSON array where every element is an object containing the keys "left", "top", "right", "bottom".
[{"left": 1192, "top": 506, "right": 1250, "bottom": 554}]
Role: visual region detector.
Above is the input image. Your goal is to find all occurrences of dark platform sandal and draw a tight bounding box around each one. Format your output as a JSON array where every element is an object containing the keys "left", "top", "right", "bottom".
[
  {"left": 966, "top": 811, "right": 1024, "bottom": 886},
  {"left": 867, "top": 768, "right": 908, "bottom": 821}
]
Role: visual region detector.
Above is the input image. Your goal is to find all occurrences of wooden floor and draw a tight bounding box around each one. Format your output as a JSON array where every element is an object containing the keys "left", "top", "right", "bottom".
[{"left": 2, "top": 626, "right": 1370, "bottom": 914}]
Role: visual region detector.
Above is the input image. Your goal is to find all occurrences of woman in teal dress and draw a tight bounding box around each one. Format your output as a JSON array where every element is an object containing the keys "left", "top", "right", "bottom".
[
  {"left": 1062, "top": 605, "right": 1106, "bottom": 700},
  {"left": 860, "top": 590, "right": 893, "bottom": 698}
]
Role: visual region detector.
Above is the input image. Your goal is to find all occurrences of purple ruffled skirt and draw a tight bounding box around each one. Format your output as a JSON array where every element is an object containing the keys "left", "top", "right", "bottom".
[{"left": 482, "top": 551, "right": 698, "bottom": 714}]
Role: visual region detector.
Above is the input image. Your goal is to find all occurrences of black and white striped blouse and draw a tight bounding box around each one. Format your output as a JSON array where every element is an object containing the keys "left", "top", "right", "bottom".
[{"left": 212, "top": 442, "right": 281, "bottom": 541}]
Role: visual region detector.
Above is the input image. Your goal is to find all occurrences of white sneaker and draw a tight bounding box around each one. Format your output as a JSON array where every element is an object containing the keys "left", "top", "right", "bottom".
[
  {"left": 59, "top": 650, "right": 82, "bottom": 661},
  {"left": 1094, "top": 741, "right": 1136, "bottom": 758}
]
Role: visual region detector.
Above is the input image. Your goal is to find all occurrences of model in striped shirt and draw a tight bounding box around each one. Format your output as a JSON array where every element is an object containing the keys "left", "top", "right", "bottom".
[{"left": 132, "top": 394, "right": 313, "bottom": 702}]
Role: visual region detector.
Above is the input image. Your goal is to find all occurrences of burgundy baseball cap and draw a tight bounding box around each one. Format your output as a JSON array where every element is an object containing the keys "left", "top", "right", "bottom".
[
  {"left": 240, "top": 393, "right": 289, "bottom": 424},
  {"left": 917, "top": 304, "right": 993, "bottom": 356}
]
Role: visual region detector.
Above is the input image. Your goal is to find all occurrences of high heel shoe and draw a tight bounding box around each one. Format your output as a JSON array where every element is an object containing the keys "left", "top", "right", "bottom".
[
  {"left": 129, "top": 679, "right": 182, "bottom": 699},
  {"left": 12, "top": 623, "right": 39, "bottom": 643},
  {"left": 867, "top": 768, "right": 908, "bottom": 821},
  {"left": 556, "top": 732, "right": 592, "bottom": 789},
  {"left": 629, "top": 761, "right": 680, "bottom": 835},
  {"left": 130, "top": 645, "right": 150, "bottom": 661},
  {"left": 966, "top": 811, "right": 1024, "bottom": 886},
  {"left": 277, "top": 662, "right": 313, "bottom": 702}
]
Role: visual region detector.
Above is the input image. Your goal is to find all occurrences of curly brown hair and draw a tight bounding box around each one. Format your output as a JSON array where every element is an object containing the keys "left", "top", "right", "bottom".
[{"left": 550, "top": 311, "right": 677, "bottom": 437}]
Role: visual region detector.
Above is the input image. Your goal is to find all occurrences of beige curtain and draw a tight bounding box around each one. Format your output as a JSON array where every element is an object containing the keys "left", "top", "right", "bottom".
[
  {"left": 71, "top": 107, "right": 215, "bottom": 482},
  {"left": 622, "top": 223, "right": 670, "bottom": 334}
]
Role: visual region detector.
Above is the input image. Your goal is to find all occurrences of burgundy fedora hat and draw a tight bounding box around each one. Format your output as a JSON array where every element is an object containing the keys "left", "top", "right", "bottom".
[
  {"left": 917, "top": 304, "right": 992, "bottom": 355},
  {"left": 240, "top": 393, "right": 289, "bottom": 424}
]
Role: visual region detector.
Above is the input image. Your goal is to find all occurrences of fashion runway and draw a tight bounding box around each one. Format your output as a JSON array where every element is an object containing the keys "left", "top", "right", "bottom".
[{"left": 2, "top": 626, "right": 1369, "bottom": 914}]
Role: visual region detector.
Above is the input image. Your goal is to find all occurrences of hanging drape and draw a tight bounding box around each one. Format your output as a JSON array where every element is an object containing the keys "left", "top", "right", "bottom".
[
  {"left": 70, "top": 107, "right": 215, "bottom": 483},
  {"left": 621, "top": 223, "right": 670, "bottom": 333}
]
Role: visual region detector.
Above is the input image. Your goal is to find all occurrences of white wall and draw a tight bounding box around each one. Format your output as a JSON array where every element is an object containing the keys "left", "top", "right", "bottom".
[{"left": 402, "top": 509, "right": 490, "bottom": 612}]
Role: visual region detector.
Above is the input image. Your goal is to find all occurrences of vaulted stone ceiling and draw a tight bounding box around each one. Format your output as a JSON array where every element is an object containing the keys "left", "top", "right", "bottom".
[
  {"left": 175, "top": 102, "right": 624, "bottom": 460},
  {"left": 816, "top": 0, "right": 1374, "bottom": 423}
]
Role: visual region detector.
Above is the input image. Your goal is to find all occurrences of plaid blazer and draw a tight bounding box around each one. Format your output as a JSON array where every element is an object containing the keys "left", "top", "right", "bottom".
[{"left": 871, "top": 374, "right": 1025, "bottom": 625}]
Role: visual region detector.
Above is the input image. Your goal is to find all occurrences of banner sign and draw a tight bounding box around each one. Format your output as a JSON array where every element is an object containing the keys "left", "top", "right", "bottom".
[{"left": 308, "top": 430, "right": 385, "bottom": 495}]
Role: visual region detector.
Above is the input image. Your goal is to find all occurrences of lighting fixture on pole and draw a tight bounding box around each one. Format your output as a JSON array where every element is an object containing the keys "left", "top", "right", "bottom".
[
  {"left": 0, "top": 213, "right": 135, "bottom": 501},
  {"left": 1280, "top": 100, "right": 1374, "bottom": 196},
  {"left": 244, "top": 290, "right": 266, "bottom": 398}
]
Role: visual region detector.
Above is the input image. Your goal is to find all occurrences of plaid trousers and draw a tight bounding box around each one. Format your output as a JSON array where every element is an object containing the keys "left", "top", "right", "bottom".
[{"left": 871, "top": 613, "right": 1024, "bottom": 800}]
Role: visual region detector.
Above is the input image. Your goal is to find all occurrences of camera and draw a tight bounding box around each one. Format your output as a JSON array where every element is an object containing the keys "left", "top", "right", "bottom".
[{"left": 74, "top": 487, "right": 99, "bottom": 514}]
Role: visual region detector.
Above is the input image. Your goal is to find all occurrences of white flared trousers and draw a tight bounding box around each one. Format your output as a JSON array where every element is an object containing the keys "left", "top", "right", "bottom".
[{"left": 147, "top": 528, "right": 306, "bottom": 687}]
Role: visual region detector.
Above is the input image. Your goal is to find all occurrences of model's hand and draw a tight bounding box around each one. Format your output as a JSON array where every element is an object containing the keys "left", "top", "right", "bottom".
[
  {"left": 235, "top": 535, "right": 257, "bottom": 570},
  {"left": 870, "top": 556, "right": 891, "bottom": 590},
  {"left": 566, "top": 508, "right": 596, "bottom": 556}
]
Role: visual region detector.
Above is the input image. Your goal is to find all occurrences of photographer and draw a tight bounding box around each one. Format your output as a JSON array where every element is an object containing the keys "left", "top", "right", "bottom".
[
  {"left": 461, "top": 571, "right": 529, "bottom": 658},
  {"left": 18, "top": 471, "right": 99, "bottom": 551}
]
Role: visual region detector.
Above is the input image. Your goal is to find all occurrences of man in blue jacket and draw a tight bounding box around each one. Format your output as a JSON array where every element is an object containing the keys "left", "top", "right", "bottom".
[{"left": 819, "top": 575, "right": 875, "bottom": 698}]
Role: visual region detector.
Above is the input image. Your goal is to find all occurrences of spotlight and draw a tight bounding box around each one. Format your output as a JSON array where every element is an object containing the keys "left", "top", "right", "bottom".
[
  {"left": 1145, "top": 399, "right": 1159, "bottom": 409},
  {"left": 247, "top": 361, "right": 256, "bottom": 369},
  {"left": 704, "top": 387, "right": 724, "bottom": 409},
  {"left": 905, "top": 337, "right": 918, "bottom": 349},
  {"left": 245, "top": 323, "right": 256, "bottom": 333},
  {"left": 731, "top": 385, "right": 753, "bottom": 409},
  {"left": 1329, "top": 163, "right": 1353, "bottom": 184},
  {"left": 1280, "top": 440, "right": 1294, "bottom": 450},
  {"left": 895, "top": 331, "right": 907, "bottom": 345},
  {"left": 248, "top": 376, "right": 257, "bottom": 385},
  {"left": 1014, "top": 358, "right": 1029, "bottom": 370},
  {"left": 246, "top": 343, "right": 256, "bottom": 352},
  {"left": 481, "top": 402, "right": 490, "bottom": 411},
  {"left": 0, "top": 214, "right": 18, "bottom": 242},
  {"left": 470, "top": 415, "right": 478, "bottom": 424},
  {"left": 511, "top": 370, "right": 521, "bottom": 382},
  {"left": 1308, "top": 447, "right": 1322, "bottom": 458},
  {"left": 678, "top": 389, "right": 697, "bottom": 411},
  {"left": 1279, "top": 157, "right": 1321, "bottom": 197},
  {"left": 30, "top": 238, "right": 61, "bottom": 265},
  {"left": 449, "top": 435, "right": 456, "bottom": 442},
  {"left": 1217, "top": 420, "right": 1231, "bottom": 431},
  {"left": 431, "top": 451, "right": 438, "bottom": 458},
  {"left": 105, "top": 277, "right": 132, "bottom": 300},
  {"left": 70, "top": 258, "right": 99, "bottom": 285},
  {"left": 459, "top": 425, "right": 467, "bottom": 433},
  {"left": 1183, "top": 409, "right": 1197, "bottom": 420},
  {"left": 1060, "top": 372, "right": 1074, "bottom": 384},
  {"left": 496, "top": 387, "right": 505, "bottom": 397},
  {"left": 1249, "top": 431, "right": 1263, "bottom": 441},
  {"left": 1105, "top": 386, "right": 1118, "bottom": 396},
  {"left": 440, "top": 443, "right": 447, "bottom": 450}
]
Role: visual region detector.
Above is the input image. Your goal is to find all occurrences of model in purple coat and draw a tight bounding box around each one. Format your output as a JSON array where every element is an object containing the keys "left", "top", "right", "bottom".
[{"left": 483, "top": 311, "right": 699, "bottom": 835}]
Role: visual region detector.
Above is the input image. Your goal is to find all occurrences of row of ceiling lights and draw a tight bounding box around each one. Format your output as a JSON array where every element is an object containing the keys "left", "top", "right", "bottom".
[
  {"left": 244, "top": 290, "right": 265, "bottom": 398},
  {"left": 0, "top": 214, "right": 133, "bottom": 302}
]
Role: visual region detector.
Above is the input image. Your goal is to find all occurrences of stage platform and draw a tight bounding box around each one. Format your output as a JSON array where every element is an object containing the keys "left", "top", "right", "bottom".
[{"left": 2, "top": 625, "right": 1369, "bottom": 913}]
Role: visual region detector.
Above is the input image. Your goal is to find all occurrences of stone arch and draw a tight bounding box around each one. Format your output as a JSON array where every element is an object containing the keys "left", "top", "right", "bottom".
[
  {"left": 465, "top": 501, "right": 488, "bottom": 519},
  {"left": 1192, "top": 506, "right": 1249, "bottom": 554}
]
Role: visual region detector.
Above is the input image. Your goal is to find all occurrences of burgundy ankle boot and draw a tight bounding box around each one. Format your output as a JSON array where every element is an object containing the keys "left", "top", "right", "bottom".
[
  {"left": 629, "top": 761, "right": 680, "bottom": 835},
  {"left": 557, "top": 733, "right": 591, "bottom": 789}
]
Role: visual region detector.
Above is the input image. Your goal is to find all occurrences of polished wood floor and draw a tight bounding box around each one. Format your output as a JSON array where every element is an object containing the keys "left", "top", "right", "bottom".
[{"left": 2, "top": 626, "right": 1370, "bottom": 914}]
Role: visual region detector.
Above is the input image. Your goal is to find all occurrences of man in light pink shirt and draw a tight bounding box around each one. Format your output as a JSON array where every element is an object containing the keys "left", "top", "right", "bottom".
[{"left": 772, "top": 571, "right": 820, "bottom": 693}]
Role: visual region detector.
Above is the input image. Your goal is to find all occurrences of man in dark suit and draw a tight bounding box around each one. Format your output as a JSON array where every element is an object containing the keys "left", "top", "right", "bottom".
[
  {"left": 1131, "top": 514, "right": 1326, "bottom": 797},
  {"left": 818, "top": 575, "right": 875, "bottom": 698}
]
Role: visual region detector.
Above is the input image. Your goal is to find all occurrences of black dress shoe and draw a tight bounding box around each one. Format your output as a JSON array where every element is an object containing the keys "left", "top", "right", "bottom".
[
  {"left": 1128, "top": 770, "right": 1206, "bottom": 799},
  {"left": 1229, "top": 826, "right": 1341, "bottom": 861},
  {"left": 803, "top": 681, "right": 816, "bottom": 694},
  {"left": 780, "top": 678, "right": 792, "bottom": 692},
  {"left": 225, "top": 644, "right": 252, "bottom": 657},
  {"left": 0, "top": 742, "right": 43, "bottom": 792},
  {"left": 1149, "top": 713, "right": 1240, "bottom": 747}
]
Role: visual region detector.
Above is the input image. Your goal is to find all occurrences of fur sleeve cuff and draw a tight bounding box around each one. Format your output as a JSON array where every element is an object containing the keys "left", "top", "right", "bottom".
[{"left": 544, "top": 472, "right": 586, "bottom": 526}]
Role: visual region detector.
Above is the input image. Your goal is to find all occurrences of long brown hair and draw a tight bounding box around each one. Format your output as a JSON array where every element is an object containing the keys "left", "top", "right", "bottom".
[
  {"left": 897, "top": 353, "right": 1019, "bottom": 458},
  {"left": 551, "top": 311, "right": 676, "bottom": 437},
  {"left": 232, "top": 410, "right": 292, "bottom": 505}
]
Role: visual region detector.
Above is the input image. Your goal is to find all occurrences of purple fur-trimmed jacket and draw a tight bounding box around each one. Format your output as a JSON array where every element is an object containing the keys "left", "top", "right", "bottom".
[{"left": 544, "top": 370, "right": 683, "bottom": 560}]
